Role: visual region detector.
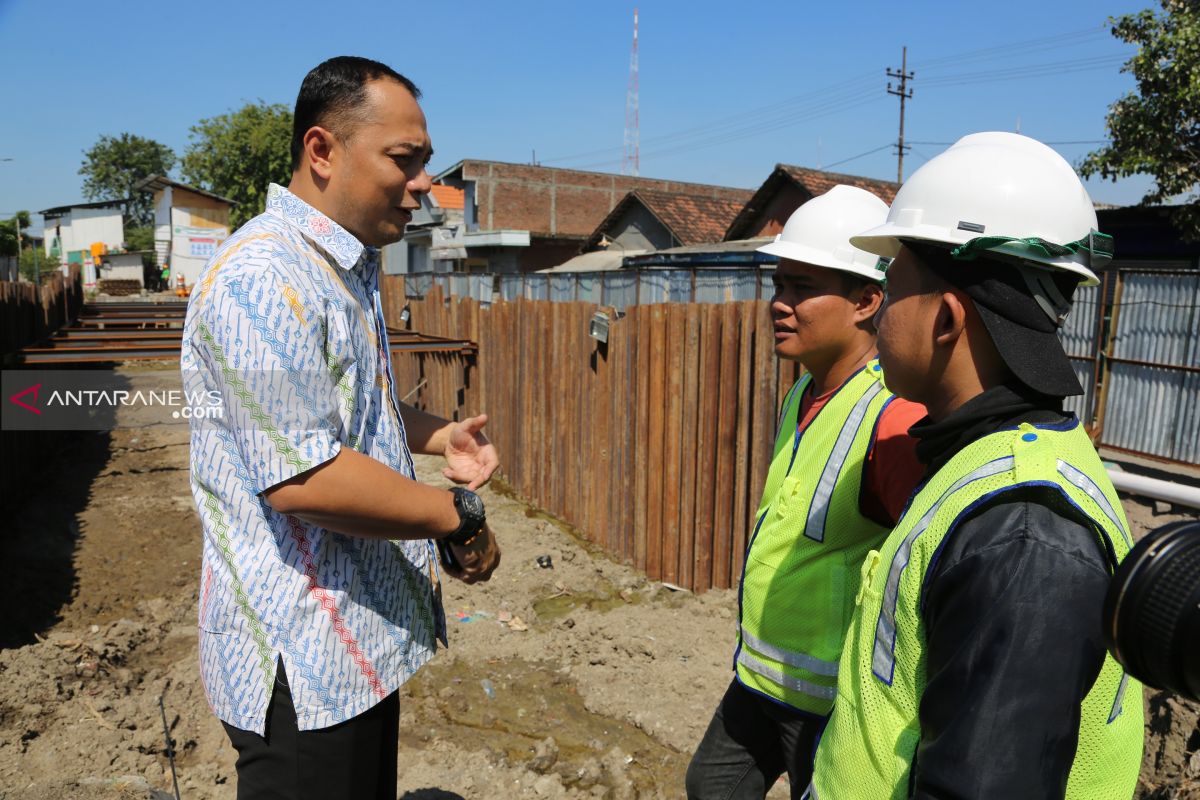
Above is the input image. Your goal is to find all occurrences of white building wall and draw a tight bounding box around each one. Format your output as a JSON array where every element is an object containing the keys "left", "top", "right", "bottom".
[
  {"left": 153, "top": 188, "right": 173, "bottom": 267},
  {"left": 64, "top": 207, "right": 124, "bottom": 253},
  {"left": 44, "top": 207, "right": 124, "bottom": 258}
]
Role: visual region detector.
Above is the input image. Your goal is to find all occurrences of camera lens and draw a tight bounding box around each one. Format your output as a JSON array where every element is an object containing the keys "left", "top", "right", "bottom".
[{"left": 1102, "top": 519, "right": 1200, "bottom": 702}]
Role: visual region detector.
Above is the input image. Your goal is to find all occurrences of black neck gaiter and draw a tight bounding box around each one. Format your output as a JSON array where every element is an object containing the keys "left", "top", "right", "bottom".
[{"left": 911, "top": 384, "right": 1067, "bottom": 475}]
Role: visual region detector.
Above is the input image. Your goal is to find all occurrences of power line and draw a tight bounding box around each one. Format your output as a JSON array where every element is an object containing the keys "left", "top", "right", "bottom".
[
  {"left": 541, "top": 71, "right": 880, "bottom": 165},
  {"left": 567, "top": 91, "right": 882, "bottom": 171},
  {"left": 538, "top": 23, "right": 1127, "bottom": 172},
  {"left": 822, "top": 143, "right": 895, "bottom": 170},
  {"left": 921, "top": 54, "right": 1127, "bottom": 88},
  {"left": 913, "top": 25, "right": 1112, "bottom": 71}
]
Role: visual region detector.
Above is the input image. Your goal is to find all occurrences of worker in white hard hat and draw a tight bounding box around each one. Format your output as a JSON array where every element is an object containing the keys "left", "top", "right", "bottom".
[
  {"left": 686, "top": 185, "right": 927, "bottom": 799},
  {"left": 804, "top": 133, "right": 1143, "bottom": 800}
]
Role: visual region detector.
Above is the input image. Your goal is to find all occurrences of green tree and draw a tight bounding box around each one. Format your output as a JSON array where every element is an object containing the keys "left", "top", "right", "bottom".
[
  {"left": 0, "top": 211, "right": 30, "bottom": 257},
  {"left": 181, "top": 101, "right": 293, "bottom": 229},
  {"left": 125, "top": 225, "right": 156, "bottom": 254},
  {"left": 1081, "top": 0, "right": 1200, "bottom": 239},
  {"left": 19, "top": 245, "right": 49, "bottom": 282},
  {"left": 79, "top": 133, "right": 176, "bottom": 227}
]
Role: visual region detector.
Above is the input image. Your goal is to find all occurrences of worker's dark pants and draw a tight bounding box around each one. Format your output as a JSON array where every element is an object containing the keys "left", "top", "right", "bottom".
[
  {"left": 222, "top": 660, "right": 400, "bottom": 800},
  {"left": 686, "top": 678, "right": 824, "bottom": 800}
]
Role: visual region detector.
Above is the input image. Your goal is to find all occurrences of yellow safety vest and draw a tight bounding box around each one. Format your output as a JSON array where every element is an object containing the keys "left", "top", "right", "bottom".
[
  {"left": 737, "top": 361, "right": 896, "bottom": 715},
  {"left": 810, "top": 420, "right": 1144, "bottom": 800}
]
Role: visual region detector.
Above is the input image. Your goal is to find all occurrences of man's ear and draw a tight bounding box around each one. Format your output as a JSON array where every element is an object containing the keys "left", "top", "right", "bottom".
[
  {"left": 302, "top": 126, "right": 338, "bottom": 181},
  {"left": 854, "top": 282, "right": 884, "bottom": 324},
  {"left": 933, "top": 290, "right": 968, "bottom": 348}
]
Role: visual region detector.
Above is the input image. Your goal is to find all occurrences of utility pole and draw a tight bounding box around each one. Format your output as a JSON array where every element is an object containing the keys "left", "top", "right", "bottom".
[{"left": 887, "top": 46, "right": 914, "bottom": 184}]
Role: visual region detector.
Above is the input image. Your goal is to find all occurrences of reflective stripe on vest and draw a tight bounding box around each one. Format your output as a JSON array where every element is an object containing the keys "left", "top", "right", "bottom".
[
  {"left": 739, "top": 624, "right": 840, "bottom": 676},
  {"left": 737, "top": 649, "right": 838, "bottom": 701},
  {"left": 805, "top": 381, "right": 886, "bottom": 543},
  {"left": 1057, "top": 459, "right": 1132, "bottom": 548},
  {"left": 872, "top": 455, "right": 1015, "bottom": 684}
]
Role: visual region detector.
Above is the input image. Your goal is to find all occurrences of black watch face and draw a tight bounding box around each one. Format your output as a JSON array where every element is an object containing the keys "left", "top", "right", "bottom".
[{"left": 458, "top": 489, "right": 485, "bottom": 519}]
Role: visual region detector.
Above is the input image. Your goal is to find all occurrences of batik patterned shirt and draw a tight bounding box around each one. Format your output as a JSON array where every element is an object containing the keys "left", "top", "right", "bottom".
[{"left": 183, "top": 183, "right": 445, "bottom": 734}]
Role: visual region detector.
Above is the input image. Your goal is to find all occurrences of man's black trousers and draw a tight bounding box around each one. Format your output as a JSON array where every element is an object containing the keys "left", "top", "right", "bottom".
[
  {"left": 222, "top": 660, "right": 400, "bottom": 800},
  {"left": 686, "top": 678, "right": 825, "bottom": 800}
]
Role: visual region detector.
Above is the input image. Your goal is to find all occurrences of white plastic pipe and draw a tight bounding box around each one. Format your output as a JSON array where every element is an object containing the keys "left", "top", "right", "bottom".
[{"left": 1106, "top": 468, "right": 1200, "bottom": 510}]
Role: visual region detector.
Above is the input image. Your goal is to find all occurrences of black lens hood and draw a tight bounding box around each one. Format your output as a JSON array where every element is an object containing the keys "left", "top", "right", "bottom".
[{"left": 1103, "top": 519, "right": 1200, "bottom": 701}]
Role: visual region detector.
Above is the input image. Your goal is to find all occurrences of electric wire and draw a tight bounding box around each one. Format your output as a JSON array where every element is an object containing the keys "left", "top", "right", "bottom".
[{"left": 538, "top": 23, "right": 1129, "bottom": 171}]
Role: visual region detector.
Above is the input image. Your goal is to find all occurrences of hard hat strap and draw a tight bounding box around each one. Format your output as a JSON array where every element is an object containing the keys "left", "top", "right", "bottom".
[{"left": 1018, "top": 265, "right": 1073, "bottom": 328}]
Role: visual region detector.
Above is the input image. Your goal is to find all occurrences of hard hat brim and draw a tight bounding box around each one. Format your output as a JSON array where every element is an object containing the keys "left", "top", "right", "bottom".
[{"left": 756, "top": 239, "right": 885, "bottom": 282}]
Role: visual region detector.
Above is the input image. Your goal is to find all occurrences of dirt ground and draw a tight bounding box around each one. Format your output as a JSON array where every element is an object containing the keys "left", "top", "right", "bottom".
[{"left": 2, "top": 389, "right": 1198, "bottom": 798}]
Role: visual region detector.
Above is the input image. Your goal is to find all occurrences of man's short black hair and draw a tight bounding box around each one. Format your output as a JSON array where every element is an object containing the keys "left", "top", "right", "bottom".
[{"left": 291, "top": 56, "right": 421, "bottom": 171}]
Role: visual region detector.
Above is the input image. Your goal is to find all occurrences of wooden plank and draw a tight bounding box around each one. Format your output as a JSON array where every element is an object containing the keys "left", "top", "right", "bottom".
[
  {"left": 677, "top": 303, "right": 701, "bottom": 590},
  {"left": 712, "top": 302, "right": 740, "bottom": 590},
  {"left": 661, "top": 303, "right": 685, "bottom": 585},
  {"left": 618, "top": 307, "right": 636, "bottom": 562},
  {"left": 633, "top": 306, "right": 651, "bottom": 572},
  {"left": 519, "top": 299, "right": 531, "bottom": 499},
  {"left": 645, "top": 304, "right": 667, "bottom": 580},
  {"left": 693, "top": 304, "right": 720, "bottom": 590},
  {"left": 589, "top": 303, "right": 611, "bottom": 547},
  {"left": 730, "top": 302, "right": 755, "bottom": 584},
  {"left": 548, "top": 302, "right": 561, "bottom": 516},
  {"left": 749, "top": 300, "right": 776, "bottom": 533},
  {"left": 497, "top": 300, "right": 514, "bottom": 486}
]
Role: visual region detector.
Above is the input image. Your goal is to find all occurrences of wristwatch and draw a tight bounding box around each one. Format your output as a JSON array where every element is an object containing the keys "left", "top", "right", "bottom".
[{"left": 446, "top": 487, "right": 486, "bottom": 547}]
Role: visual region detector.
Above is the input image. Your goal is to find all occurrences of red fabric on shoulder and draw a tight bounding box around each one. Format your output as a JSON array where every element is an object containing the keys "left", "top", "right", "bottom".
[{"left": 861, "top": 398, "right": 927, "bottom": 526}]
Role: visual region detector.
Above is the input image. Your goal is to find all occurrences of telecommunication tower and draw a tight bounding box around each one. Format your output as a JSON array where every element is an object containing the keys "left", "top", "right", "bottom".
[{"left": 623, "top": 8, "right": 640, "bottom": 176}]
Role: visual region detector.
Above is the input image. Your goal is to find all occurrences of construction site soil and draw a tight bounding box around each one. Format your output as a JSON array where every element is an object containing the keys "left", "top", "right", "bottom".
[{"left": 2, "top": 404, "right": 1198, "bottom": 798}]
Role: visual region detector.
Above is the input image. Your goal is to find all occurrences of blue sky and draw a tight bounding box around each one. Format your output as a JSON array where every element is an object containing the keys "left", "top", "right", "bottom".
[{"left": 0, "top": 0, "right": 1155, "bottom": 235}]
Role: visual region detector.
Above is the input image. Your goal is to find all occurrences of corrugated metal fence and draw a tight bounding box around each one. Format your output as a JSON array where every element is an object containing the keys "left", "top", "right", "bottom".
[
  {"left": 1098, "top": 270, "right": 1200, "bottom": 464},
  {"left": 402, "top": 269, "right": 772, "bottom": 308}
]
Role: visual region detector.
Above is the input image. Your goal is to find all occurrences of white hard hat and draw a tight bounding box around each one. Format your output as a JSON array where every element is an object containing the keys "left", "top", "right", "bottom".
[
  {"left": 850, "top": 132, "right": 1109, "bottom": 286},
  {"left": 756, "top": 185, "right": 890, "bottom": 281}
]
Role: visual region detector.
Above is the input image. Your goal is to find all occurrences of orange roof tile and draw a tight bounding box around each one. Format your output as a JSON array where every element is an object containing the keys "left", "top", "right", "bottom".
[
  {"left": 778, "top": 165, "right": 899, "bottom": 205},
  {"left": 724, "top": 165, "right": 899, "bottom": 240},
  {"left": 586, "top": 188, "right": 754, "bottom": 249},
  {"left": 430, "top": 184, "right": 464, "bottom": 210}
]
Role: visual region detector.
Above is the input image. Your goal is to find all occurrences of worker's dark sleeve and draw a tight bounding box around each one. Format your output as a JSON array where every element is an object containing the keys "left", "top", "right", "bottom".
[{"left": 910, "top": 490, "right": 1113, "bottom": 800}]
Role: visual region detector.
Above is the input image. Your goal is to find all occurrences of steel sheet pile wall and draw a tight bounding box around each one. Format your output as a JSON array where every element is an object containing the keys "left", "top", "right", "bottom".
[
  {"left": 1, "top": 267, "right": 83, "bottom": 357},
  {"left": 1, "top": 267, "right": 85, "bottom": 514},
  {"left": 383, "top": 277, "right": 802, "bottom": 592},
  {"left": 1101, "top": 271, "right": 1200, "bottom": 464}
]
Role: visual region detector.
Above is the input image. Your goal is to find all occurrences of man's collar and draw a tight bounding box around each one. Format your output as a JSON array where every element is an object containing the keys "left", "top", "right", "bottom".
[{"left": 265, "top": 183, "right": 378, "bottom": 271}]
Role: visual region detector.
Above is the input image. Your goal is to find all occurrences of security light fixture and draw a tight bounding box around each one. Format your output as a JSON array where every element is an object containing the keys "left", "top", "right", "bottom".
[
  {"left": 400, "top": 303, "right": 411, "bottom": 324},
  {"left": 589, "top": 311, "right": 610, "bottom": 343}
]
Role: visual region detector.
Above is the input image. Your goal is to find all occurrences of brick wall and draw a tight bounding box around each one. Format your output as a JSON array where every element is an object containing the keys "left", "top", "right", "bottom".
[{"left": 459, "top": 160, "right": 752, "bottom": 238}]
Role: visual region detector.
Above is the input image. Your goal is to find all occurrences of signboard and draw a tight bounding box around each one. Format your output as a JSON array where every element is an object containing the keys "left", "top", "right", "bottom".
[
  {"left": 188, "top": 237, "right": 218, "bottom": 258},
  {"left": 172, "top": 224, "right": 229, "bottom": 261}
]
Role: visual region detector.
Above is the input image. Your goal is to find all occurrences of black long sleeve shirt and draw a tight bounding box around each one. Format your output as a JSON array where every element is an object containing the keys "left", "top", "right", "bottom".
[{"left": 905, "top": 387, "right": 1114, "bottom": 800}]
